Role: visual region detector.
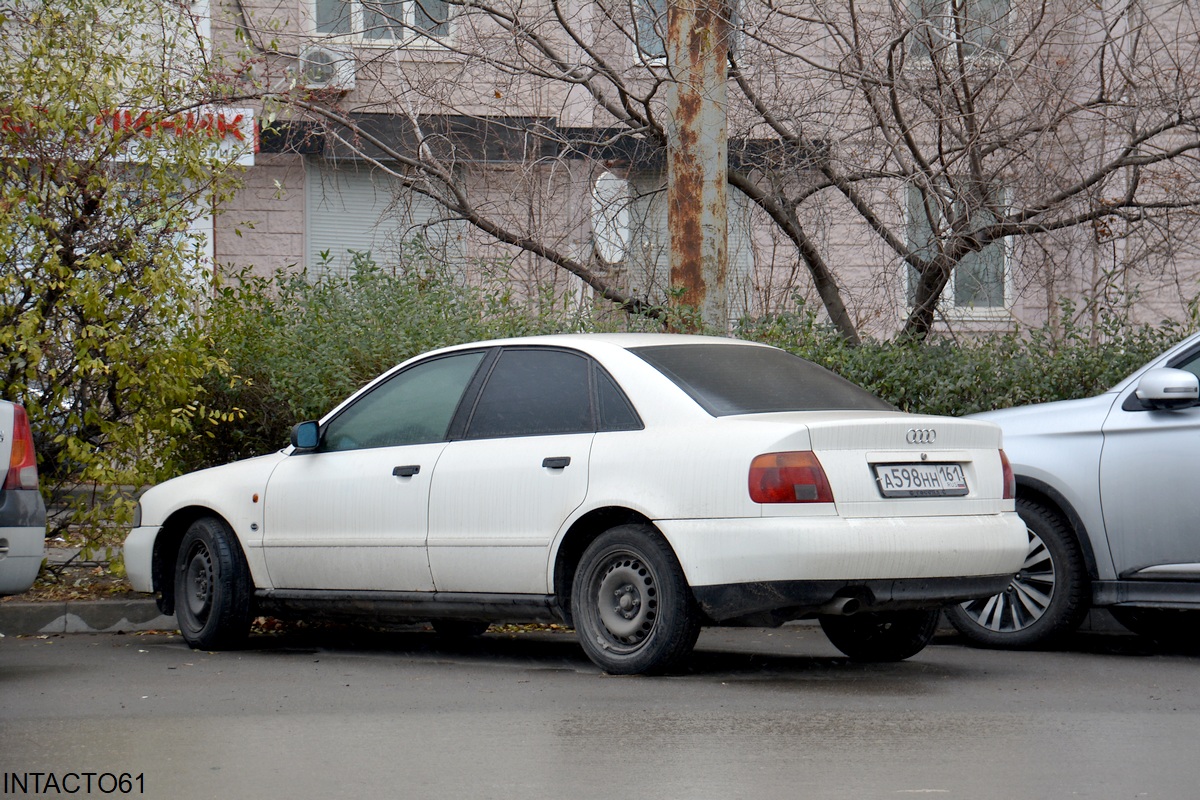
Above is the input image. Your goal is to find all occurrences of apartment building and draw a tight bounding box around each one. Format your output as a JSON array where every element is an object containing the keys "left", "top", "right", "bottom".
[{"left": 208, "top": 0, "right": 1200, "bottom": 338}]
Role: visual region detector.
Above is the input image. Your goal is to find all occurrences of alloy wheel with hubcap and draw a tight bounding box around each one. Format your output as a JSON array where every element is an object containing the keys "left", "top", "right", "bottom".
[
  {"left": 945, "top": 497, "right": 1088, "bottom": 648},
  {"left": 964, "top": 526, "right": 1055, "bottom": 632}
]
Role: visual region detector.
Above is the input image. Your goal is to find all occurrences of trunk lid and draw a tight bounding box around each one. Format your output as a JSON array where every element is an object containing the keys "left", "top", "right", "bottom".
[{"left": 741, "top": 412, "right": 1010, "bottom": 518}]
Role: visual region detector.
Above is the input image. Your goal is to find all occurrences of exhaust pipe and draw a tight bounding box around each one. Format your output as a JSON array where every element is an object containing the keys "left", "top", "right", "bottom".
[{"left": 819, "top": 597, "right": 861, "bottom": 616}]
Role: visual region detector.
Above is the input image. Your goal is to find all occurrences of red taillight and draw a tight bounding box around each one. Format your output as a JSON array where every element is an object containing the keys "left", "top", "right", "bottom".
[
  {"left": 999, "top": 449, "right": 1015, "bottom": 500},
  {"left": 749, "top": 451, "right": 834, "bottom": 504},
  {"left": 5, "top": 404, "right": 39, "bottom": 491}
]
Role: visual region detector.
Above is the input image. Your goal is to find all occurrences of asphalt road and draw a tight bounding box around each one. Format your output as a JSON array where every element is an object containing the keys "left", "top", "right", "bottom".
[{"left": 2, "top": 624, "right": 1198, "bottom": 800}]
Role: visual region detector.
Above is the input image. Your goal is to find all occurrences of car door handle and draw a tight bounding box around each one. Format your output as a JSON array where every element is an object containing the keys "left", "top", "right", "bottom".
[
  {"left": 393, "top": 465, "right": 421, "bottom": 478},
  {"left": 542, "top": 456, "right": 571, "bottom": 469}
]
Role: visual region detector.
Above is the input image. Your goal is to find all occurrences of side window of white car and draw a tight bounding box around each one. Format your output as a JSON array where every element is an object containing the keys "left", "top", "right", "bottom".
[
  {"left": 322, "top": 351, "right": 486, "bottom": 451},
  {"left": 465, "top": 349, "right": 594, "bottom": 439},
  {"left": 595, "top": 368, "right": 642, "bottom": 432}
]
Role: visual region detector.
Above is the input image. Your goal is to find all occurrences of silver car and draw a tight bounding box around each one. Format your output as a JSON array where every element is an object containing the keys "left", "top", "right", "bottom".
[{"left": 946, "top": 333, "right": 1200, "bottom": 647}]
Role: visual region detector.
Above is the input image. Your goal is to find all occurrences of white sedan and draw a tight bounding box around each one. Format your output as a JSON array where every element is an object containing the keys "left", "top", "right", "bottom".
[{"left": 126, "top": 333, "right": 1026, "bottom": 674}]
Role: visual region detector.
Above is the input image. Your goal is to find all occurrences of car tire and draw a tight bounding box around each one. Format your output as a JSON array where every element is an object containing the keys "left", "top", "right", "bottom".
[
  {"left": 818, "top": 609, "right": 940, "bottom": 661},
  {"left": 174, "top": 516, "right": 253, "bottom": 650},
  {"left": 571, "top": 524, "right": 702, "bottom": 675},
  {"left": 1108, "top": 608, "right": 1200, "bottom": 649},
  {"left": 945, "top": 497, "right": 1088, "bottom": 649},
  {"left": 431, "top": 620, "right": 491, "bottom": 638}
]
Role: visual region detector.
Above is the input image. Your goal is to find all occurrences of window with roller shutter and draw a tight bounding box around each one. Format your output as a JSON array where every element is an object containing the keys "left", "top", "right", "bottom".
[{"left": 305, "top": 159, "right": 465, "bottom": 276}]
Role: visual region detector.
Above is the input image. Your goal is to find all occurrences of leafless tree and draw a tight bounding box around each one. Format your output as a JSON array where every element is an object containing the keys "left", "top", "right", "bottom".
[{"left": 220, "top": 0, "right": 1200, "bottom": 340}]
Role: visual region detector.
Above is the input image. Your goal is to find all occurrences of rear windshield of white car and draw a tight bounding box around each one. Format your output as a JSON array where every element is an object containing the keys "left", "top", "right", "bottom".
[{"left": 630, "top": 343, "right": 895, "bottom": 416}]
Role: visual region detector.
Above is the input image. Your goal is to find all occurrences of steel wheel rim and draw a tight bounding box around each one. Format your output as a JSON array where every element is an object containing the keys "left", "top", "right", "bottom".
[
  {"left": 183, "top": 541, "right": 214, "bottom": 621},
  {"left": 591, "top": 553, "right": 658, "bottom": 651},
  {"left": 958, "top": 525, "right": 1055, "bottom": 633}
]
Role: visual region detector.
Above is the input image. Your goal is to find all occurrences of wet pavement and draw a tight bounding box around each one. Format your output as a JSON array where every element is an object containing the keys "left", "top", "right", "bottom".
[{"left": 2, "top": 623, "right": 1197, "bottom": 799}]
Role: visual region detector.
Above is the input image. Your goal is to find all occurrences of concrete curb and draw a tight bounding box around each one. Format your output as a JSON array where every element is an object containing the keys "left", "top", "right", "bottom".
[
  {"left": 0, "top": 599, "right": 175, "bottom": 636},
  {"left": 0, "top": 599, "right": 1125, "bottom": 638}
]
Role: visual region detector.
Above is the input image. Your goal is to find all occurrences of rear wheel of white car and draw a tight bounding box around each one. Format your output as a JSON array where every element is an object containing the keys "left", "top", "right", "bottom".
[
  {"left": 174, "top": 516, "right": 252, "bottom": 650},
  {"left": 945, "top": 498, "right": 1088, "bottom": 649},
  {"left": 819, "top": 610, "right": 939, "bottom": 661},
  {"left": 571, "top": 524, "right": 701, "bottom": 675}
]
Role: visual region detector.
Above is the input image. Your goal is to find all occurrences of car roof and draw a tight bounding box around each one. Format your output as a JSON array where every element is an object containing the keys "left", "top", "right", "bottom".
[
  {"left": 315, "top": 333, "right": 774, "bottom": 428},
  {"left": 423, "top": 332, "right": 775, "bottom": 358}
]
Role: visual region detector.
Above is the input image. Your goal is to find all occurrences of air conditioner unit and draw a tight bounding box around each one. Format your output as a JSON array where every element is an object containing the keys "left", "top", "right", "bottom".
[{"left": 298, "top": 46, "right": 356, "bottom": 92}]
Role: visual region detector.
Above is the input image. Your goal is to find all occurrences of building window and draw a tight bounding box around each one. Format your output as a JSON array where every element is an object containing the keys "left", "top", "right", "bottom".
[
  {"left": 634, "top": 0, "right": 741, "bottom": 62},
  {"left": 590, "top": 169, "right": 755, "bottom": 320},
  {"left": 906, "top": 184, "right": 1008, "bottom": 313},
  {"left": 305, "top": 159, "right": 465, "bottom": 277},
  {"left": 634, "top": 0, "right": 668, "bottom": 61},
  {"left": 908, "top": 0, "right": 1009, "bottom": 62},
  {"left": 315, "top": 0, "right": 450, "bottom": 41}
]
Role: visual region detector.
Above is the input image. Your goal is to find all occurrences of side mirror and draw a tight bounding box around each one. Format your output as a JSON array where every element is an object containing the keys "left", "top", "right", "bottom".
[
  {"left": 290, "top": 420, "right": 321, "bottom": 452},
  {"left": 1135, "top": 368, "right": 1200, "bottom": 410}
]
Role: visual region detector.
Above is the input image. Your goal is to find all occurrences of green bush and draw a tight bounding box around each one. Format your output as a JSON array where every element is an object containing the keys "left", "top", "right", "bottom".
[
  {"left": 186, "top": 268, "right": 1189, "bottom": 473},
  {"left": 0, "top": 0, "right": 243, "bottom": 543}
]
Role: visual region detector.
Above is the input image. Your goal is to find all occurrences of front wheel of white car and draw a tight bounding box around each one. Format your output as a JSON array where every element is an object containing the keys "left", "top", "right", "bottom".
[
  {"left": 945, "top": 498, "right": 1089, "bottom": 649},
  {"left": 174, "top": 516, "right": 252, "bottom": 650},
  {"left": 571, "top": 524, "right": 701, "bottom": 675}
]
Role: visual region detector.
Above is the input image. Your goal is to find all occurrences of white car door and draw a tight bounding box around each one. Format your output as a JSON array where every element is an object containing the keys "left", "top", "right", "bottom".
[
  {"left": 427, "top": 347, "right": 635, "bottom": 594},
  {"left": 262, "top": 350, "right": 487, "bottom": 591},
  {"left": 428, "top": 434, "right": 593, "bottom": 593}
]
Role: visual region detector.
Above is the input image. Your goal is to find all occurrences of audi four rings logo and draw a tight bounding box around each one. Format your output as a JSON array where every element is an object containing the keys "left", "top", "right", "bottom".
[{"left": 906, "top": 428, "right": 937, "bottom": 444}]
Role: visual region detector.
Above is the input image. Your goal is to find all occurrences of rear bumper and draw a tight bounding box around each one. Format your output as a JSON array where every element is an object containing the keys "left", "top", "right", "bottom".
[
  {"left": 693, "top": 574, "right": 1015, "bottom": 625},
  {"left": 659, "top": 512, "right": 1026, "bottom": 623}
]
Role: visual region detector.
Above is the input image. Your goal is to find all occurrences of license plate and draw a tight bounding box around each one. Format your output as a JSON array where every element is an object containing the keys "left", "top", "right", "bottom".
[{"left": 873, "top": 463, "right": 968, "bottom": 497}]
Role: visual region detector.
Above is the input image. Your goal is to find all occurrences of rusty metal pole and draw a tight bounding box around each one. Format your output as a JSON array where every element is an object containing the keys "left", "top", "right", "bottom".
[{"left": 666, "top": 0, "right": 730, "bottom": 331}]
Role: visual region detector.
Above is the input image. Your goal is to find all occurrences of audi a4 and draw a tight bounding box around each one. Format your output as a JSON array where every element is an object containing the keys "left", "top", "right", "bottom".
[{"left": 125, "top": 334, "right": 1026, "bottom": 674}]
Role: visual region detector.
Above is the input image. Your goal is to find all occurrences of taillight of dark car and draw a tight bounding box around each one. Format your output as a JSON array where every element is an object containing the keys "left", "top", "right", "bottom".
[
  {"left": 4, "top": 404, "right": 39, "bottom": 491},
  {"left": 749, "top": 451, "right": 834, "bottom": 503},
  {"left": 999, "top": 449, "right": 1015, "bottom": 500}
]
